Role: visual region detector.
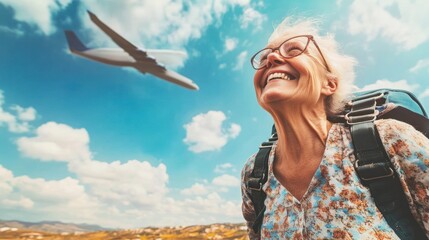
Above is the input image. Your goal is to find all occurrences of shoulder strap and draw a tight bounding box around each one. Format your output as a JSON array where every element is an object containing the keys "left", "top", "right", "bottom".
[
  {"left": 348, "top": 92, "right": 427, "bottom": 239},
  {"left": 247, "top": 132, "right": 277, "bottom": 234}
]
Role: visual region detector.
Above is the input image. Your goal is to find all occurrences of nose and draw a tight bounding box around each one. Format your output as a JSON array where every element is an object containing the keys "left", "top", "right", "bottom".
[{"left": 266, "top": 50, "right": 286, "bottom": 67}]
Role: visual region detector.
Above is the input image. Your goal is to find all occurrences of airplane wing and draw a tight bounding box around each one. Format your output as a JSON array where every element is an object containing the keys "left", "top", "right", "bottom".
[{"left": 87, "top": 11, "right": 161, "bottom": 67}]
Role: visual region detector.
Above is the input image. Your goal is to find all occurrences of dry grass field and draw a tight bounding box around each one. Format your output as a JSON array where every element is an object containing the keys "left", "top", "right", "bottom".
[{"left": 0, "top": 223, "right": 248, "bottom": 240}]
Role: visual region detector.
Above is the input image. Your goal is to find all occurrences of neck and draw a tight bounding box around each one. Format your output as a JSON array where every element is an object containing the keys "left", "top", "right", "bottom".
[{"left": 270, "top": 101, "right": 332, "bottom": 165}]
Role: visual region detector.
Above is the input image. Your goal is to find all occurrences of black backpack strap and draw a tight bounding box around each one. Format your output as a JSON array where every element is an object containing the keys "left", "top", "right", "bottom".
[
  {"left": 348, "top": 92, "right": 427, "bottom": 239},
  {"left": 247, "top": 132, "right": 277, "bottom": 234}
]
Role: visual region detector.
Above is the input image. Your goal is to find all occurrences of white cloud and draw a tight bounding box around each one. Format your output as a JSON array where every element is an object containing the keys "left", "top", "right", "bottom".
[
  {"left": 233, "top": 51, "right": 248, "bottom": 71},
  {"left": 230, "top": 0, "right": 250, "bottom": 6},
  {"left": 239, "top": 7, "right": 266, "bottom": 31},
  {"left": 181, "top": 192, "right": 241, "bottom": 217},
  {"left": 1, "top": 0, "right": 254, "bottom": 69},
  {"left": 419, "top": 89, "right": 429, "bottom": 99},
  {"left": 17, "top": 122, "right": 92, "bottom": 162},
  {"left": 214, "top": 163, "right": 234, "bottom": 173},
  {"left": 1, "top": 157, "right": 243, "bottom": 227},
  {"left": 9, "top": 119, "right": 245, "bottom": 228},
  {"left": 212, "top": 0, "right": 250, "bottom": 20},
  {"left": 181, "top": 171, "right": 240, "bottom": 198},
  {"left": 358, "top": 79, "right": 419, "bottom": 92},
  {"left": 212, "top": 174, "right": 240, "bottom": 187},
  {"left": 180, "top": 183, "right": 209, "bottom": 196},
  {"left": 158, "top": 193, "right": 241, "bottom": 226},
  {"left": 228, "top": 123, "right": 241, "bottom": 138},
  {"left": 0, "top": 90, "right": 4, "bottom": 105},
  {"left": 0, "top": 164, "right": 100, "bottom": 221},
  {"left": 347, "top": 0, "right": 429, "bottom": 50},
  {"left": 16, "top": 121, "right": 169, "bottom": 207},
  {"left": 80, "top": 0, "right": 251, "bottom": 49},
  {"left": 1, "top": 155, "right": 172, "bottom": 227},
  {"left": 0, "top": 90, "right": 36, "bottom": 133},
  {"left": 224, "top": 37, "right": 238, "bottom": 52},
  {"left": 70, "top": 159, "right": 169, "bottom": 207},
  {"left": 13, "top": 176, "right": 87, "bottom": 203},
  {"left": 0, "top": 111, "right": 19, "bottom": 131},
  {"left": 0, "top": 0, "right": 72, "bottom": 35},
  {"left": 409, "top": 59, "right": 429, "bottom": 73},
  {"left": 183, "top": 111, "right": 241, "bottom": 153},
  {"left": 1, "top": 197, "right": 34, "bottom": 209},
  {"left": 0, "top": 25, "right": 24, "bottom": 36},
  {"left": 0, "top": 166, "right": 14, "bottom": 197},
  {"left": 164, "top": 171, "right": 242, "bottom": 225},
  {"left": 11, "top": 105, "right": 36, "bottom": 121}
]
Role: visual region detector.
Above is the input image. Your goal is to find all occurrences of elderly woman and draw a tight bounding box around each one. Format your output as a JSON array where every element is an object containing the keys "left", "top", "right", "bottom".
[{"left": 241, "top": 18, "right": 429, "bottom": 239}]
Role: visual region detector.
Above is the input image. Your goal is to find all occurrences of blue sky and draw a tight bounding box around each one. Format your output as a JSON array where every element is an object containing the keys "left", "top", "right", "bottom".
[{"left": 1, "top": 0, "right": 429, "bottom": 229}]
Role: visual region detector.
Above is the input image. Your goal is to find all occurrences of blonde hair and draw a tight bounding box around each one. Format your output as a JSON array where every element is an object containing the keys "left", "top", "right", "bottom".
[{"left": 269, "top": 17, "right": 357, "bottom": 115}]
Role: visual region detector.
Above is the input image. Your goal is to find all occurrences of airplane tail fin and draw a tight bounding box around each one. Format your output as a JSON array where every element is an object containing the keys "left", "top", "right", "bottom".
[{"left": 64, "top": 30, "right": 88, "bottom": 52}]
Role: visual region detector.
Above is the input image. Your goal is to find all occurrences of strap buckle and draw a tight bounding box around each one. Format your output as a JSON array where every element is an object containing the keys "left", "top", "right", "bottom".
[
  {"left": 247, "top": 175, "right": 265, "bottom": 191},
  {"left": 347, "top": 92, "right": 385, "bottom": 106},
  {"left": 345, "top": 97, "right": 380, "bottom": 125},
  {"left": 345, "top": 110, "right": 379, "bottom": 125},
  {"left": 259, "top": 143, "right": 275, "bottom": 149},
  {"left": 259, "top": 134, "right": 278, "bottom": 148},
  {"left": 354, "top": 160, "right": 395, "bottom": 182}
]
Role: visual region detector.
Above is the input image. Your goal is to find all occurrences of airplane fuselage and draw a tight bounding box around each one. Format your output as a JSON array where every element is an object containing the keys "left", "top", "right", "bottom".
[
  {"left": 73, "top": 48, "right": 135, "bottom": 66},
  {"left": 72, "top": 48, "right": 182, "bottom": 68},
  {"left": 73, "top": 48, "right": 166, "bottom": 76}
]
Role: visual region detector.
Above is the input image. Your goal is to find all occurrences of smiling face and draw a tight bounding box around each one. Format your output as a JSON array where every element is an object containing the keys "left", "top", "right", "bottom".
[
  {"left": 253, "top": 50, "right": 301, "bottom": 106},
  {"left": 253, "top": 34, "right": 327, "bottom": 112},
  {"left": 252, "top": 17, "right": 357, "bottom": 116}
]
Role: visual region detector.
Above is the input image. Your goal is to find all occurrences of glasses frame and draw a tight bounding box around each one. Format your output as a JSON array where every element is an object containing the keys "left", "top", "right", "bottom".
[{"left": 250, "top": 35, "right": 331, "bottom": 72}]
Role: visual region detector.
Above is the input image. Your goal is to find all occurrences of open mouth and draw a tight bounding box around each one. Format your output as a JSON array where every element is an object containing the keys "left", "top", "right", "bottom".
[{"left": 266, "top": 72, "right": 297, "bottom": 85}]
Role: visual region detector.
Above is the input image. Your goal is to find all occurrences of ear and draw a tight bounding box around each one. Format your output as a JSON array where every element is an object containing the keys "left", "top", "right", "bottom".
[{"left": 321, "top": 73, "right": 337, "bottom": 96}]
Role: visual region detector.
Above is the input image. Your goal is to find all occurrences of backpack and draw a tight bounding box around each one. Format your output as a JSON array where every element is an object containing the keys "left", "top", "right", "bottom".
[{"left": 246, "top": 89, "right": 429, "bottom": 240}]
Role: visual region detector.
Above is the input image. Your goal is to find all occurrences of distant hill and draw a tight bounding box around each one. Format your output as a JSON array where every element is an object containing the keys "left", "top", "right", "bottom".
[{"left": 0, "top": 219, "right": 111, "bottom": 233}]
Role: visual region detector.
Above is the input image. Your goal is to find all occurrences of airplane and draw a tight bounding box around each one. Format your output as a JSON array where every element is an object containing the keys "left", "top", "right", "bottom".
[{"left": 64, "top": 11, "right": 199, "bottom": 90}]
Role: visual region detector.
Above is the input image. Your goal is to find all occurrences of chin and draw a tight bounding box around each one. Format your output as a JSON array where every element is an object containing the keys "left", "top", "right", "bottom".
[
  {"left": 259, "top": 95, "right": 290, "bottom": 111},
  {"left": 260, "top": 87, "right": 295, "bottom": 103}
]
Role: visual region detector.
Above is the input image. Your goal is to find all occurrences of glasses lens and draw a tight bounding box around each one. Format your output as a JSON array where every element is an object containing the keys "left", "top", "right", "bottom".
[
  {"left": 279, "top": 36, "right": 310, "bottom": 58},
  {"left": 252, "top": 48, "right": 272, "bottom": 69}
]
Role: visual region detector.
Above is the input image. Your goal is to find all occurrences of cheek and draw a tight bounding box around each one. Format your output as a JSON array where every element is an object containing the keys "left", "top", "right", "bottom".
[
  {"left": 253, "top": 69, "right": 265, "bottom": 92},
  {"left": 290, "top": 57, "right": 310, "bottom": 76},
  {"left": 295, "top": 72, "right": 325, "bottom": 105}
]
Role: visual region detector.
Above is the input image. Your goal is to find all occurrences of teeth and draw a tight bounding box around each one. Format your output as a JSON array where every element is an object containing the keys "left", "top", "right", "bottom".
[{"left": 267, "top": 72, "right": 292, "bottom": 83}]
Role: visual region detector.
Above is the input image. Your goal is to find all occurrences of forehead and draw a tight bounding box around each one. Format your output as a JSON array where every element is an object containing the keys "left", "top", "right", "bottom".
[{"left": 266, "top": 33, "right": 301, "bottom": 48}]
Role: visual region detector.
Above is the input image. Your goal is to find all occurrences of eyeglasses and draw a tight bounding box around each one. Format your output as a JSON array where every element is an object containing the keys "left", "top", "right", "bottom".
[{"left": 250, "top": 35, "right": 331, "bottom": 72}]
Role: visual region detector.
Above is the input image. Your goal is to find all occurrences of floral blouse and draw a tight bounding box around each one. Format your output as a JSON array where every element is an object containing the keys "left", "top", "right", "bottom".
[{"left": 241, "top": 119, "right": 429, "bottom": 239}]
